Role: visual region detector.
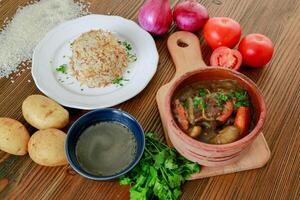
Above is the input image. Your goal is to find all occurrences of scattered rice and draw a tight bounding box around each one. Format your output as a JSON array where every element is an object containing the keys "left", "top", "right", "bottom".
[
  {"left": 0, "top": 0, "right": 90, "bottom": 78},
  {"left": 69, "top": 29, "right": 129, "bottom": 88}
]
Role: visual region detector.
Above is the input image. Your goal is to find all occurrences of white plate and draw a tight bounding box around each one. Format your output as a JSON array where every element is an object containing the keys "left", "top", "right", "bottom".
[{"left": 32, "top": 14, "right": 158, "bottom": 110}]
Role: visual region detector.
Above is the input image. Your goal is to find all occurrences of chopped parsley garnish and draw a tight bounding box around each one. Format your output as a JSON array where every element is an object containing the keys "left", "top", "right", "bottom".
[
  {"left": 128, "top": 53, "right": 137, "bottom": 62},
  {"left": 193, "top": 96, "right": 207, "bottom": 109},
  {"left": 112, "top": 77, "right": 129, "bottom": 86},
  {"left": 118, "top": 40, "right": 137, "bottom": 62},
  {"left": 215, "top": 92, "right": 229, "bottom": 107},
  {"left": 234, "top": 101, "right": 250, "bottom": 109},
  {"left": 121, "top": 41, "right": 132, "bottom": 51},
  {"left": 183, "top": 100, "right": 188, "bottom": 109},
  {"left": 233, "top": 91, "right": 249, "bottom": 101},
  {"left": 214, "top": 90, "right": 250, "bottom": 109},
  {"left": 211, "top": 90, "right": 250, "bottom": 109},
  {"left": 198, "top": 88, "right": 206, "bottom": 97},
  {"left": 231, "top": 91, "right": 250, "bottom": 109},
  {"left": 56, "top": 64, "right": 67, "bottom": 74}
]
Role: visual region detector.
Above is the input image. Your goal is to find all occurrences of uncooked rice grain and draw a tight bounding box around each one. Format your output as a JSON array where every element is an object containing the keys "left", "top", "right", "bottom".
[{"left": 0, "top": 0, "right": 90, "bottom": 78}]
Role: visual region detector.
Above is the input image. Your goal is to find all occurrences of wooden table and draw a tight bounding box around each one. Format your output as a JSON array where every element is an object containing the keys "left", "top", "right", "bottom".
[{"left": 0, "top": 0, "right": 299, "bottom": 199}]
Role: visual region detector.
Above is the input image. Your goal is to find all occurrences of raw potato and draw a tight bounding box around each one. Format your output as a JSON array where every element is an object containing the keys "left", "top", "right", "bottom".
[
  {"left": 0, "top": 118, "right": 30, "bottom": 155},
  {"left": 28, "top": 129, "right": 67, "bottom": 166},
  {"left": 22, "top": 95, "right": 69, "bottom": 129}
]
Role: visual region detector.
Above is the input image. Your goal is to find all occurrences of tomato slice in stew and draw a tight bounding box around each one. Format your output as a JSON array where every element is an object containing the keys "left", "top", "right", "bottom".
[{"left": 210, "top": 47, "right": 242, "bottom": 70}]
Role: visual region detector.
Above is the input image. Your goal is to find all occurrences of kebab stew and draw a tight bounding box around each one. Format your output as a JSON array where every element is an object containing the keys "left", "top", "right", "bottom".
[{"left": 172, "top": 80, "right": 254, "bottom": 145}]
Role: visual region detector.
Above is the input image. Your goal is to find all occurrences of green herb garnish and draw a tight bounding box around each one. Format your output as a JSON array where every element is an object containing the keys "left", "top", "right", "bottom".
[
  {"left": 198, "top": 88, "right": 206, "bottom": 97},
  {"left": 122, "top": 41, "right": 133, "bottom": 51},
  {"left": 112, "top": 77, "right": 129, "bottom": 86},
  {"left": 112, "top": 77, "right": 124, "bottom": 86},
  {"left": 128, "top": 53, "right": 137, "bottom": 62},
  {"left": 233, "top": 91, "right": 248, "bottom": 101},
  {"left": 229, "top": 91, "right": 250, "bottom": 109},
  {"left": 234, "top": 101, "right": 250, "bottom": 109},
  {"left": 119, "top": 40, "right": 137, "bottom": 62},
  {"left": 215, "top": 92, "right": 229, "bottom": 107},
  {"left": 233, "top": 91, "right": 250, "bottom": 109},
  {"left": 119, "top": 133, "right": 200, "bottom": 200},
  {"left": 193, "top": 96, "right": 207, "bottom": 109},
  {"left": 209, "top": 90, "right": 250, "bottom": 109},
  {"left": 56, "top": 64, "right": 67, "bottom": 74},
  {"left": 183, "top": 100, "right": 188, "bottom": 109}
]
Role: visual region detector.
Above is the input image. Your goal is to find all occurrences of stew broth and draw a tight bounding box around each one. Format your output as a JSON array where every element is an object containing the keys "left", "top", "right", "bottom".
[{"left": 172, "top": 80, "right": 254, "bottom": 144}]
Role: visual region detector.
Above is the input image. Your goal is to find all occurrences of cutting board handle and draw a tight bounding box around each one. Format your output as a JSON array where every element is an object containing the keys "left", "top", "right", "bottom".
[{"left": 167, "top": 31, "right": 207, "bottom": 78}]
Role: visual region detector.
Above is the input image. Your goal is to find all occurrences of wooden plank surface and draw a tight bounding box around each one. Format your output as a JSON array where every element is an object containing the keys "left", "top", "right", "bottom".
[{"left": 0, "top": 0, "right": 299, "bottom": 199}]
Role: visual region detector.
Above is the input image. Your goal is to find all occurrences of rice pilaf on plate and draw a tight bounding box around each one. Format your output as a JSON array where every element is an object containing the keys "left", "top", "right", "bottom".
[{"left": 69, "top": 29, "right": 129, "bottom": 88}]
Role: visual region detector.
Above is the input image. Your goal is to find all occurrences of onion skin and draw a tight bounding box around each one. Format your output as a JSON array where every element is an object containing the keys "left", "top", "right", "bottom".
[
  {"left": 174, "top": 0, "right": 209, "bottom": 32},
  {"left": 138, "top": 0, "right": 173, "bottom": 35}
]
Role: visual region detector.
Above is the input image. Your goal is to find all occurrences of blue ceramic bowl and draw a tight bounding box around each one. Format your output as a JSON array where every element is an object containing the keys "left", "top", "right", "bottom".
[{"left": 65, "top": 108, "right": 145, "bottom": 181}]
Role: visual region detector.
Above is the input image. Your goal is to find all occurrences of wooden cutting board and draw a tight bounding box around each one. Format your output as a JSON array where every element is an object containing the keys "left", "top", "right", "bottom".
[
  {"left": 164, "top": 132, "right": 271, "bottom": 180},
  {"left": 156, "top": 31, "right": 271, "bottom": 179}
]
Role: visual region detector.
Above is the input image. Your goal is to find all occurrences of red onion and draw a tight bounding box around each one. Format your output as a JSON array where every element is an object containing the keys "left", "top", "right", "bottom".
[
  {"left": 174, "top": 0, "right": 209, "bottom": 32},
  {"left": 138, "top": 0, "right": 173, "bottom": 35}
]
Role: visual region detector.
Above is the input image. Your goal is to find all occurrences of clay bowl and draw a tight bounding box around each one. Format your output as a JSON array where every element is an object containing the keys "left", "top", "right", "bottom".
[{"left": 156, "top": 31, "right": 266, "bottom": 167}]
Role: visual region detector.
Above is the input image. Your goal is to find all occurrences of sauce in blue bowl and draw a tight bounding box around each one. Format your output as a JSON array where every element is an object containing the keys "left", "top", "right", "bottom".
[{"left": 65, "top": 108, "right": 145, "bottom": 181}]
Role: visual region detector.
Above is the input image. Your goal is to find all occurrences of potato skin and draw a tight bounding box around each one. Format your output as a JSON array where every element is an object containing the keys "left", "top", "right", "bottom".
[
  {"left": 0, "top": 118, "right": 30, "bottom": 155},
  {"left": 28, "top": 129, "right": 67, "bottom": 166},
  {"left": 22, "top": 95, "right": 69, "bottom": 130}
]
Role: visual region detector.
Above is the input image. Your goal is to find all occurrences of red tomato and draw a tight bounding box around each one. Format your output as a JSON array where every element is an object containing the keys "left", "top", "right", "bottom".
[
  {"left": 238, "top": 34, "right": 274, "bottom": 67},
  {"left": 217, "top": 101, "right": 234, "bottom": 122},
  {"left": 203, "top": 17, "right": 241, "bottom": 49},
  {"left": 210, "top": 47, "right": 242, "bottom": 70}
]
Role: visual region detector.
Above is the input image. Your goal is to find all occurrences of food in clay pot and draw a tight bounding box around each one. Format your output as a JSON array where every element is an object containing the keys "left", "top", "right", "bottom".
[{"left": 172, "top": 80, "right": 253, "bottom": 144}]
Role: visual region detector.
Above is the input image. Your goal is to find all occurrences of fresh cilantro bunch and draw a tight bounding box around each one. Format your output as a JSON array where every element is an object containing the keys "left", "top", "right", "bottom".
[{"left": 119, "top": 133, "right": 200, "bottom": 200}]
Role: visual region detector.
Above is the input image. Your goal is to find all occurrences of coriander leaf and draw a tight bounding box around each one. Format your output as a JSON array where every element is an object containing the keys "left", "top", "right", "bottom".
[
  {"left": 141, "top": 164, "right": 150, "bottom": 175},
  {"left": 119, "top": 177, "right": 131, "bottom": 185},
  {"left": 153, "top": 180, "right": 164, "bottom": 198},
  {"left": 122, "top": 41, "right": 132, "bottom": 51},
  {"left": 130, "top": 188, "right": 147, "bottom": 200},
  {"left": 112, "top": 76, "right": 130, "bottom": 86},
  {"left": 153, "top": 179, "right": 171, "bottom": 200},
  {"left": 154, "top": 150, "right": 167, "bottom": 169},
  {"left": 167, "top": 173, "right": 183, "bottom": 188},
  {"left": 194, "top": 96, "right": 207, "bottom": 109},
  {"left": 147, "top": 166, "right": 157, "bottom": 187},
  {"left": 128, "top": 53, "right": 137, "bottom": 62},
  {"left": 112, "top": 77, "right": 123, "bottom": 84},
  {"left": 183, "top": 100, "right": 188, "bottom": 109},
  {"left": 182, "top": 163, "right": 201, "bottom": 177},
  {"left": 234, "top": 91, "right": 248, "bottom": 101},
  {"left": 231, "top": 90, "right": 250, "bottom": 109},
  {"left": 198, "top": 88, "right": 206, "bottom": 97},
  {"left": 132, "top": 175, "right": 147, "bottom": 189},
  {"left": 56, "top": 64, "right": 67, "bottom": 74},
  {"left": 165, "top": 158, "right": 178, "bottom": 170},
  {"left": 234, "top": 101, "right": 250, "bottom": 109},
  {"left": 215, "top": 92, "right": 229, "bottom": 107},
  {"left": 173, "top": 188, "right": 182, "bottom": 199}
]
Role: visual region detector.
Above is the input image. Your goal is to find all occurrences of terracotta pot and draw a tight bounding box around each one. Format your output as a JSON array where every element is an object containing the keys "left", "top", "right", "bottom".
[{"left": 158, "top": 31, "right": 266, "bottom": 167}]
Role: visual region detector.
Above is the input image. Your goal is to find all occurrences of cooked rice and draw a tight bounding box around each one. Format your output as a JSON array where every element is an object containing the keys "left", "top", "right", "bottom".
[{"left": 69, "top": 29, "right": 128, "bottom": 87}]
